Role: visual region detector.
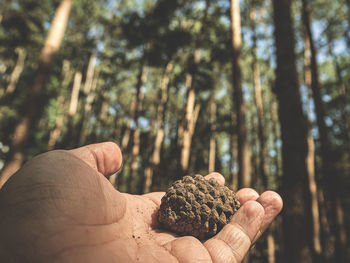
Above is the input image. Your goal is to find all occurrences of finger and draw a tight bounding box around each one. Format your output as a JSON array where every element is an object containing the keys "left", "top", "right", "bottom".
[
  {"left": 166, "top": 236, "right": 212, "bottom": 262},
  {"left": 236, "top": 188, "right": 259, "bottom": 205},
  {"left": 204, "top": 201, "right": 264, "bottom": 263},
  {"left": 204, "top": 172, "right": 225, "bottom": 186},
  {"left": 67, "top": 142, "right": 123, "bottom": 177},
  {"left": 252, "top": 191, "right": 283, "bottom": 244}
]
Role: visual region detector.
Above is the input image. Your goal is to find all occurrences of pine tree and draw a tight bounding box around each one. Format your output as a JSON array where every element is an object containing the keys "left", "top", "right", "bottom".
[
  {"left": 272, "top": 0, "right": 313, "bottom": 261},
  {"left": 0, "top": 0, "right": 73, "bottom": 188}
]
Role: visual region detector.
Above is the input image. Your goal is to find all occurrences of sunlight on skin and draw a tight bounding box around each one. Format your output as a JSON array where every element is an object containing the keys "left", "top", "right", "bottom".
[{"left": 0, "top": 142, "right": 282, "bottom": 263}]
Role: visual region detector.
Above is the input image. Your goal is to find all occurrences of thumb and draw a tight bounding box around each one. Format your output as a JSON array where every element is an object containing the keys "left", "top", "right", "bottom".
[{"left": 67, "top": 142, "right": 123, "bottom": 177}]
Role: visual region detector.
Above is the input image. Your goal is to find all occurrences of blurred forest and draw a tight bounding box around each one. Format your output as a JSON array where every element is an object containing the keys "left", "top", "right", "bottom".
[{"left": 0, "top": 0, "right": 349, "bottom": 262}]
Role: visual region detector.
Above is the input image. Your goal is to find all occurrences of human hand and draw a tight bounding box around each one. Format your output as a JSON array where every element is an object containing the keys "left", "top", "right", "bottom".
[{"left": 0, "top": 142, "right": 283, "bottom": 263}]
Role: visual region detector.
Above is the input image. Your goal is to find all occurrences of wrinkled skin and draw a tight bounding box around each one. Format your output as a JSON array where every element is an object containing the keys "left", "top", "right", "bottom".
[{"left": 0, "top": 142, "right": 283, "bottom": 263}]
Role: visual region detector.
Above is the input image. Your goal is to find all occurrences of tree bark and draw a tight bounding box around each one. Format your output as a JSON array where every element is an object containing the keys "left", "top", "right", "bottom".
[
  {"left": 179, "top": 49, "right": 201, "bottom": 173},
  {"left": 267, "top": 231, "right": 276, "bottom": 263},
  {"left": 208, "top": 89, "right": 217, "bottom": 173},
  {"left": 121, "top": 60, "right": 146, "bottom": 152},
  {"left": 48, "top": 95, "right": 66, "bottom": 150},
  {"left": 48, "top": 60, "right": 73, "bottom": 150},
  {"left": 272, "top": 0, "right": 313, "bottom": 262},
  {"left": 229, "top": 133, "right": 238, "bottom": 190},
  {"left": 83, "top": 53, "right": 96, "bottom": 94},
  {"left": 271, "top": 97, "right": 280, "bottom": 178},
  {"left": 178, "top": 0, "right": 209, "bottom": 175},
  {"left": 302, "top": 18, "right": 323, "bottom": 261},
  {"left": 301, "top": 1, "right": 347, "bottom": 261},
  {"left": 250, "top": 7, "right": 275, "bottom": 263},
  {"left": 71, "top": 53, "right": 98, "bottom": 146},
  {"left": 4, "top": 47, "right": 26, "bottom": 96},
  {"left": 250, "top": 8, "right": 268, "bottom": 190},
  {"left": 143, "top": 62, "right": 173, "bottom": 193},
  {"left": 0, "top": 0, "right": 73, "bottom": 188},
  {"left": 127, "top": 63, "right": 148, "bottom": 193},
  {"left": 306, "top": 126, "right": 322, "bottom": 259},
  {"left": 79, "top": 69, "right": 100, "bottom": 145},
  {"left": 230, "top": 0, "right": 251, "bottom": 188},
  {"left": 68, "top": 71, "right": 83, "bottom": 116}
]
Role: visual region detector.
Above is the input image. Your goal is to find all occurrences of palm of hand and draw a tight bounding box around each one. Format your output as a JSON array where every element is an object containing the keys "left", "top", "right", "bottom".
[{"left": 0, "top": 143, "right": 282, "bottom": 263}]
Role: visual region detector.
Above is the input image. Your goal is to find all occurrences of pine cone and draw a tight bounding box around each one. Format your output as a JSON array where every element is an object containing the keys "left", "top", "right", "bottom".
[{"left": 158, "top": 174, "right": 240, "bottom": 239}]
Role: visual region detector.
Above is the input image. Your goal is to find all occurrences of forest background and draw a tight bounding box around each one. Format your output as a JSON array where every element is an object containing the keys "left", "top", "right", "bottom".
[{"left": 0, "top": 0, "right": 349, "bottom": 262}]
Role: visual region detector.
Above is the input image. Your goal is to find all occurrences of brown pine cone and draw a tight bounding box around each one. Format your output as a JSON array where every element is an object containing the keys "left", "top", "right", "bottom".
[{"left": 158, "top": 174, "right": 240, "bottom": 239}]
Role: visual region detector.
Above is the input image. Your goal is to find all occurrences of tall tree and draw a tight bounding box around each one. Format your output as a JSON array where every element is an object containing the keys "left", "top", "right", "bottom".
[
  {"left": 230, "top": 0, "right": 251, "bottom": 188},
  {"left": 250, "top": 6, "right": 268, "bottom": 190},
  {"left": 127, "top": 61, "right": 148, "bottom": 192},
  {"left": 47, "top": 60, "right": 73, "bottom": 150},
  {"left": 208, "top": 88, "right": 217, "bottom": 173},
  {"left": 179, "top": 58, "right": 201, "bottom": 173},
  {"left": 179, "top": 0, "right": 210, "bottom": 174},
  {"left": 272, "top": 0, "right": 313, "bottom": 262},
  {"left": 303, "top": 29, "right": 323, "bottom": 261},
  {"left": 0, "top": 0, "right": 73, "bottom": 188},
  {"left": 77, "top": 53, "right": 98, "bottom": 145},
  {"left": 250, "top": 5, "right": 275, "bottom": 263},
  {"left": 301, "top": 0, "right": 348, "bottom": 260},
  {"left": 68, "top": 71, "right": 83, "bottom": 116},
  {"left": 143, "top": 61, "right": 173, "bottom": 193}
]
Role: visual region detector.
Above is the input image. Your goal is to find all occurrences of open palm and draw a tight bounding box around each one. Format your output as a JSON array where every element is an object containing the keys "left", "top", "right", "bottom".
[{"left": 0, "top": 142, "right": 282, "bottom": 263}]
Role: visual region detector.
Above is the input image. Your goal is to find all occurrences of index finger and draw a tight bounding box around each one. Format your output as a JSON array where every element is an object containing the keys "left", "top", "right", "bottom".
[
  {"left": 236, "top": 188, "right": 259, "bottom": 204},
  {"left": 67, "top": 142, "right": 123, "bottom": 177},
  {"left": 204, "top": 200, "right": 265, "bottom": 263}
]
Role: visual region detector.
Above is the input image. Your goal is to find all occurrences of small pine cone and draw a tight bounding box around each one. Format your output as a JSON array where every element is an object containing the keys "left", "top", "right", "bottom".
[{"left": 158, "top": 174, "right": 240, "bottom": 239}]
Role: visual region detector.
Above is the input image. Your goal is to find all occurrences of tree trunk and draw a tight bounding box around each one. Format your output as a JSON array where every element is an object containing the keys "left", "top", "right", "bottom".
[
  {"left": 71, "top": 53, "right": 98, "bottom": 146},
  {"left": 60, "top": 71, "right": 83, "bottom": 148},
  {"left": 68, "top": 71, "right": 83, "bottom": 116},
  {"left": 229, "top": 133, "right": 238, "bottom": 190},
  {"left": 306, "top": 126, "right": 322, "bottom": 260},
  {"left": 250, "top": 8, "right": 268, "bottom": 190},
  {"left": 179, "top": 49, "right": 201, "bottom": 173},
  {"left": 208, "top": 89, "right": 217, "bottom": 173},
  {"left": 143, "top": 61, "right": 173, "bottom": 193},
  {"left": 178, "top": 0, "right": 209, "bottom": 175},
  {"left": 250, "top": 7, "right": 275, "bottom": 263},
  {"left": 121, "top": 71, "right": 141, "bottom": 152},
  {"left": 79, "top": 69, "right": 100, "bottom": 145},
  {"left": 249, "top": 109, "right": 259, "bottom": 190},
  {"left": 301, "top": 1, "right": 347, "bottom": 261},
  {"left": 121, "top": 116, "right": 132, "bottom": 150},
  {"left": 230, "top": 0, "right": 251, "bottom": 188},
  {"left": 267, "top": 230, "right": 276, "bottom": 263},
  {"left": 48, "top": 95, "right": 66, "bottom": 150},
  {"left": 127, "top": 63, "right": 148, "bottom": 193},
  {"left": 83, "top": 53, "right": 96, "bottom": 94},
  {"left": 4, "top": 47, "right": 26, "bottom": 96},
  {"left": 318, "top": 186, "right": 333, "bottom": 260},
  {"left": 272, "top": 0, "right": 313, "bottom": 262},
  {"left": 48, "top": 60, "right": 73, "bottom": 150},
  {"left": 0, "top": 0, "right": 73, "bottom": 188},
  {"left": 302, "top": 19, "right": 324, "bottom": 261}
]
